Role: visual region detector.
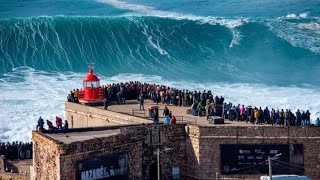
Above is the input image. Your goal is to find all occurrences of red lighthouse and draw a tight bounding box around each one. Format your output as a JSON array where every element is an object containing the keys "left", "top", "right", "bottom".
[{"left": 78, "top": 66, "right": 104, "bottom": 104}]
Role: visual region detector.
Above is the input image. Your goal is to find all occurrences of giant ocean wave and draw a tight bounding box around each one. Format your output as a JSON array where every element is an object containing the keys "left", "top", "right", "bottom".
[
  {"left": 1, "top": 12, "right": 320, "bottom": 142},
  {"left": 1, "top": 15, "right": 320, "bottom": 86}
]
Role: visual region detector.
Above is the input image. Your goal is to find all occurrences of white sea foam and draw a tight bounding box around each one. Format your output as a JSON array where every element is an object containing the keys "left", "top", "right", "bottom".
[
  {"left": 0, "top": 68, "right": 83, "bottom": 142},
  {"left": 141, "top": 27, "right": 168, "bottom": 56},
  {"left": 96, "top": 0, "right": 246, "bottom": 47},
  {"left": 229, "top": 29, "right": 242, "bottom": 48},
  {"left": 297, "top": 22, "right": 320, "bottom": 33},
  {"left": 267, "top": 19, "right": 320, "bottom": 53},
  {"left": 299, "top": 12, "right": 309, "bottom": 19},
  {"left": 1, "top": 69, "right": 319, "bottom": 142},
  {"left": 282, "top": 12, "right": 309, "bottom": 19},
  {"left": 271, "top": 12, "right": 320, "bottom": 53}
]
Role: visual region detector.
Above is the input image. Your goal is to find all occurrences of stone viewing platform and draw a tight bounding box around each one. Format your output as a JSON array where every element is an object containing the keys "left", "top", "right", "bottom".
[{"left": 65, "top": 99, "right": 268, "bottom": 128}]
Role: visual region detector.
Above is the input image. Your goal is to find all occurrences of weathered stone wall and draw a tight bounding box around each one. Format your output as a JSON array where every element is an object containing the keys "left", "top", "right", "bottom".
[
  {"left": 32, "top": 132, "right": 64, "bottom": 180},
  {"left": 0, "top": 173, "right": 28, "bottom": 180},
  {"left": 33, "top": 122, "right": 320, "bottom": 179},
  {"left": 185, "top": 125, "right": 320, "bottom": 179},
  {"left": 58, "top": 130, "right": 147, "bottom": 180},
  {"left": 184, "top": 125, "right": 202, "bottom": 179},
  {"left": 139, "top": 124, "right": 187, "bottom": 179},
  {"left": 33, "top": 124, "right": 187, "bottom": 180},
  {"left": 65, "top": 102, "right": 150, "bottom": 128}
]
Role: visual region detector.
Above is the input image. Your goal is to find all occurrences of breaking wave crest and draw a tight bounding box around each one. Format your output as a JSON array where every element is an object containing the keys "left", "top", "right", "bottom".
[{"left": 0, "top": 15, "right": 320, "bottom": 85}]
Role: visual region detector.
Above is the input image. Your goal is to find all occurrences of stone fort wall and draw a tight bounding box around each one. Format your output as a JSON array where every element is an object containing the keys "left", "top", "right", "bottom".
[
  {"left": 185, "top": 125, "right": 320, "bottom": 179},
  {"left": 34, "top": 105, "right": 320, "bottom": 180},
  {"left": 32, "top": 124, "right": 187, "bottom": 180}
]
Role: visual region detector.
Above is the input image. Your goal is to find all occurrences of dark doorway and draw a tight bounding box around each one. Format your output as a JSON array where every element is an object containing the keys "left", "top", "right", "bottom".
[{"left": 149, "top": 162, "right": 161, "bottom": 180}]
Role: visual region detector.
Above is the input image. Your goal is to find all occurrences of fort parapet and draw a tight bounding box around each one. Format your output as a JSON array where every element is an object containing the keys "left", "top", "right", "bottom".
[{"left": 65, "top": 102, "right": 151, "bottom": 127}]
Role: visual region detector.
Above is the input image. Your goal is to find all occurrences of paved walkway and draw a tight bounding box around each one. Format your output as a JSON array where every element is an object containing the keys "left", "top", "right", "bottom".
[{"left": 99, "top": 100, "right": 268, "bottom": 127}]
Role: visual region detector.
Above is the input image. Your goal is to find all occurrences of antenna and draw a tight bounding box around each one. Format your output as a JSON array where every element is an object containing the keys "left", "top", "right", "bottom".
[{"left": 88, "top": 62, "right": 94, "bottom": 69}]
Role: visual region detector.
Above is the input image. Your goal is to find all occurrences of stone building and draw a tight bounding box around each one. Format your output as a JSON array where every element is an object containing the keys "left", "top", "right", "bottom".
[
  {"left": 31, "top": 102, "right": 320, "bottom": 179},
  {"left": 32, "top": 124, "right": 186, "bottom": 180}
]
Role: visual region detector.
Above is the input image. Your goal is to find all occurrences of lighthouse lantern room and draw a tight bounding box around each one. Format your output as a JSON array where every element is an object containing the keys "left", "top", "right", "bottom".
[{"left": 79, "top": 66, "right": 104, "bottom": 103}]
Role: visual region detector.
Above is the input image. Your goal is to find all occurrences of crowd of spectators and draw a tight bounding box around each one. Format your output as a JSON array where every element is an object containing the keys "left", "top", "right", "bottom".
[
  {"left": 68, "top": 81, "right": 320, "bottom": 126},
  {"left": 223, "top": 103, "right": 318, "bottom": 126},
  {"left": 67, "top": 89, "right": 79, "bottom": 103},
  {"left": 36, "top": 116, "right": 69, "bottom": 133},
  {"left": 99, "top": 81, "right": 225, "bottom": 116},
  {"left": 0, "top": 141, "right": 32, "bottom": 160}
]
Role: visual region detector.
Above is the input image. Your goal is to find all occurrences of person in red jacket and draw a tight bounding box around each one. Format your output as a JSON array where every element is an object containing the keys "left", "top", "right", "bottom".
[
  {"left": 170, "top": 116, "right": 177, "bottom": 124},
  {"left": 55, "top": 117, "right": 63, "bottom": 130},
  {"left": 46, "top": 120, "right": 55, "bottom": 132}
]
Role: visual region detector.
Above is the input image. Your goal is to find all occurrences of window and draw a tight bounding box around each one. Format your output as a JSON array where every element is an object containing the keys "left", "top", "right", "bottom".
[
  {"left": 145, "top": 130, "right": 164, "bottom": 145},
  {"left": 84, "top": 81, "right": 99, "bottom": 88}
]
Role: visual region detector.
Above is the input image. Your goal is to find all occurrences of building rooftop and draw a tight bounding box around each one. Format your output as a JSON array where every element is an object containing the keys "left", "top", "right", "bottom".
[
  {"left": 46, "top": 128, "right": 121, "bottom": 144},
  {"left": 46, "top": 100, "right": 282, "bottom": 144}
]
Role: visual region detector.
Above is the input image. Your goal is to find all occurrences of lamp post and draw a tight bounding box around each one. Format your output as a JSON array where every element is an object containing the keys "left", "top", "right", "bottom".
[
  {"left": 156, "top": 147, "right": 173, "bottom": 180},
  {"left": 268, "top": 153, "right": 282, "bottom": 180},
  {"left": 268, "top": 156, "right": 272, "bottom": 180},
  {"left": 157, "top": 149, "right": 160, "bottom": 180}
]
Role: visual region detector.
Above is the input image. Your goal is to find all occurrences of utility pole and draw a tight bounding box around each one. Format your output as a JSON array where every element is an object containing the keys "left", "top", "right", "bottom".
[
  {"left": 155, "top": 147, "right": 172, "bottom": 180},
  {"left": 268, "top": 156, "right": 272, "bottom": 180},
  {"left": 157, "top": 148, "right": 160, "bottom": 180}
]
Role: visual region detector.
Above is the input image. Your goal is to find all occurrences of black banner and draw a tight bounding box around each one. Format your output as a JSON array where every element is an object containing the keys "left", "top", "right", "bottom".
[
  {"left": 77, "top": 154, "right": 128, "bottom": 180},
  {"left": 220, "top": 144, "right": 304, "bottom": 175}
]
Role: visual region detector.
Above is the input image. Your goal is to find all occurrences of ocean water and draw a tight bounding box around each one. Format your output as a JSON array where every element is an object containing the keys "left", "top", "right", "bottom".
[{"left": 1, "top": 0, "right": 320, "bottom": 142}]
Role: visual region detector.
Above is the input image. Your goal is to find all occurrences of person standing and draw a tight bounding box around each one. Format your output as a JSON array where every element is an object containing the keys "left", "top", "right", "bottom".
[
  {"left": 70, "top": 90, "right": 75, "bottom": 102},
  {"left": 191, "top": 102, "right": 197, "bottom": 116},
  {"left": 103, "top": 97, "right": 109, "bottom": 110},
  {"left": 285, "top": 109, "right": 290, "bottom": 126},
  {"left": 163, "top": 106, "right": 170, "bottom": 117},
  {"left": 254, "top": 108, "right": 259, "bottom": 124},
  {"left": 74, "top": 89, "right": 78, "bottom": 103},
  {"left": 56, "top": 117, "right": 63, "bottom": 130},
  {"left": 276, "top": 109, "right": 280, "bottom": 126},
  {"left": 301, "top": 111, "right": 306, "bottom": 127},
  {"left": 316, "top": 118, "right": 320, "bottom": 126},
  {"left": 46, "top": 120, "right": 55, "bottom": 132},
  {"left": 164, "top": 116, "right": 170, "bottom": 124},
  {"left": 63, "top": 120, "right": 69, "bottom": 133},
  {"left": 296, "top": 109, "right": 302, "bottom": 126},
  {"left": 280, "top": 109, "right": 285, "bottom": 126},
  {"left": 306, "top": 110, "right": 311, "bottom": 126},
  {"left": 37, "top": 116, "right": 44, "bottom": 131},
  {"left": 139, "top": 92, "right": 145, "bottom": 110},
  {"left": 240, "top": 105, "right": 245, "bottom": 121},
  {"left": 170, "top": 116, "right": 177, "bottom": 124},
  {"left": 205, "top": 104, "right": 211, "bottom": 120},
  {"left": 153, "top": 109, "right": 159, "bottom": 124},
  {"left": 270, "top": 109, "right": 275, "bottom": 126},
  {"left": 117, "top": 91, "right": 122, "bottom": 104},
  {"left": 264, "top": 107, "right": 270, "bottom": 124}
]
